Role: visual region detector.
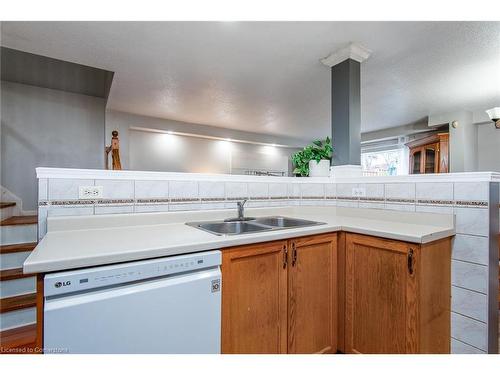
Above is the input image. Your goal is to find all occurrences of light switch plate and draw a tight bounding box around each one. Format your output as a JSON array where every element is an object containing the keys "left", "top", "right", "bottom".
[{"left": 79, "top": 186, "right": 103, "bottom": 199}]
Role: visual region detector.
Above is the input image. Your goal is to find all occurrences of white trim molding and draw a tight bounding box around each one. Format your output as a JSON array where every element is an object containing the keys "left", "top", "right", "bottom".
[
  {"left": 36, "top": 167, "right": 500, "bottom": 183},
  {"left": 320, "top": 42, "right": 372, "bottom": 67}
]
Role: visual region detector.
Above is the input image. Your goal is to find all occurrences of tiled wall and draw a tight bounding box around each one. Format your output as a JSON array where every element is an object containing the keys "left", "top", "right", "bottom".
[{"left": 37, "top": 176, "right": 499, "bottom": 353}]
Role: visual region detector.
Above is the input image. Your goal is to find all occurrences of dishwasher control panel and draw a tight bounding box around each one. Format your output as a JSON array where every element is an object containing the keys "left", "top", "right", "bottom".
[{"left": 44, "top": 250, "right": 221, "bottom": 297}]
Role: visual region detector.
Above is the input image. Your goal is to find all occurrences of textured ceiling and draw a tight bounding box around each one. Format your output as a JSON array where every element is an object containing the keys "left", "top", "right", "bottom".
[{"left": 1, "top": 21, "right": 499, "bottom": 141}]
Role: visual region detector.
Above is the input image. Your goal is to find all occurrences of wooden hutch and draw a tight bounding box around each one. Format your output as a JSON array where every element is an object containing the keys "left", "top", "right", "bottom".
[{"left": 406, "top": 133, "right": 449, "bottom": 174}]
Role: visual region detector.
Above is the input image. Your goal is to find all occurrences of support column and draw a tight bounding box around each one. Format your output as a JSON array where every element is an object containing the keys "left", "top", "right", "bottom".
[{"left": 321, "top": 43, "right": 371, "bottom": 177}]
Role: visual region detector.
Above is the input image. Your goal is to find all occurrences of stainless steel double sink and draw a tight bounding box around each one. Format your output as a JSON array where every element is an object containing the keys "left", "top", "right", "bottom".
[{"left": 186, "top": 216, "right": 325, "bottom": 236}]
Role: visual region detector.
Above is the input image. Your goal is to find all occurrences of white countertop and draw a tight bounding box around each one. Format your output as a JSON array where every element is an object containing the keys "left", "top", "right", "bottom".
[{"left": 24, "top": 206, "right": 455, "bottom": 274}]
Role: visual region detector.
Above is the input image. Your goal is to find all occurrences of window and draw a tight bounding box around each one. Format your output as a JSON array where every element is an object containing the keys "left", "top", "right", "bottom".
[{"left": 361, "top": 148, "right": 407, "bottom": 176}]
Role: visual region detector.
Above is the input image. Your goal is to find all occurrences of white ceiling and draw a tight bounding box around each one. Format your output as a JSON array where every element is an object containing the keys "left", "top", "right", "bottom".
[{"left": 1, "top": 21, "right": 499, "bottom": 140}]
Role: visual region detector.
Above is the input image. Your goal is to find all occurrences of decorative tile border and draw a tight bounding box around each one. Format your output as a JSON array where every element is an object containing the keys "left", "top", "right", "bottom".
[{"left": 38, "top": 197, "right": 491, "bottom": 208}]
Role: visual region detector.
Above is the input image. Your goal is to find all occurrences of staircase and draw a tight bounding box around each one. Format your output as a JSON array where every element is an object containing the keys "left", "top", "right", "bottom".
[{"left": 0, "top": 201, "right": 38, "bottom": 354}]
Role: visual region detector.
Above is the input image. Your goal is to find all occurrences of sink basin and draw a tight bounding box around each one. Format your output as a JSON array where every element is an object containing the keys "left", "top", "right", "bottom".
[
  {"left": 186, "top": 216, "right": 325, "bottom": 236},
  {"left": 253, "top": 216, "right": 321, "bottom": 228},
  {"left": 190, "top": 221, "right": 271, "bottom": 236}
]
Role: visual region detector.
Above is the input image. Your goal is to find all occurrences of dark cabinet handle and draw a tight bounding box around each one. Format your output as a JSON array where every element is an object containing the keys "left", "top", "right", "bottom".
[
  {"left": 282, "top": 245, "right": 288, "bottom": 269},
  {"left": 291, "top": 243, "right": 297, "bottom": 267},
  {"left": 408, "top": 249, "right": 414, "bottom": 275}
]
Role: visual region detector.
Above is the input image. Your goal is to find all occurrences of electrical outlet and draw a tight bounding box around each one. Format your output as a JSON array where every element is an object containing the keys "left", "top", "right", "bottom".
[
  {"left": 351, "top": 187, "right": 366, "bottom": 197},
  {"left": 79, "top": 186, "right": 103, "bottom": 199}
]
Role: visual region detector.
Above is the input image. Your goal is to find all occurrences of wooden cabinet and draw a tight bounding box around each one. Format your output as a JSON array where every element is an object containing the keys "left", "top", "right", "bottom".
[
  {"left": 221, "top": 233, "right": 337, "bottom": 354},
  {"left": 221, "top": 240, "right": 288, "bottom": 354},
  {"left": 288, "top": 234, "right": 337, "bottom": 354},
  {"left": 407, "top": 133, "right": 449, "bottom": 174},
  {"left": 344, "top": 233, "right": 451, "bottom": 354}
]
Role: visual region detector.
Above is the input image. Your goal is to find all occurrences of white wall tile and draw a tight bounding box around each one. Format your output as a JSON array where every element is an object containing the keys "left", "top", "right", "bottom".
[
  {"left": 169, "top": 181, "right": 198, "bottom": 199},
  {"left": 451, "top": 286, "right": 487, "bottom": 322},
  {"left": 96, "top": 179, "right": 134, "bottom": 199},
  {"left": 200, "top": 202, "right": 226, "bottom": 210},
  {"left": 225, "top": 182, "right": 248, "bottom": 199},
  {"left": 451, "top": 260, "right": 488, "bottom": 294},
  {"left": 287, "top": 184, "right": 300, "bottom": 198},
  {"left": 199, "top": 181, "right": 225, "bottom": 199},
  {"left": 300, "top": 183, "right": 324, "bottom": 198},
  {"left": 416, "top": 182, "right": 453, "bottom": 200},
  {"left": 135, "top": 180, "right": 169, "bottom": 199},
  {"left": 169, "top": 203, "right": 201, "bottom": 211},
  {"left": 454, "top": 207, "right": 489, "bottom": 236},
  {"left": 134, "top": 205, "right": 169, "bottom": 213},
  {"left": 385, "top": 183, "right": 415, "bottom": 200},
  {"left": 269, "top": 183, "right": 288, "bottom": 197},
  {"left": 451, "top": 312, "right": 487, "bottom": 351},
  {"left": 359, "top": 183, "right": 384, "bottom": 198},
  {"left": 415, "top": 205, "right": 453, "bottom": 214},
  {"left": 454, "top": 182, "right": 489, "bottom": 201},
  {"left": 359, "top": 202, "right": 384, "bottom": 209},
  {"left": 38, "top": 178, "right": 48, "bottom": 200},
  {"left": 95, "top": 205, "right": 134, "bottom": 215},
  {"left": 337, "top": 200, "right": 359, "bottom": 208},
  {"left": 452, "top": 234, "right": 489, "bottom": 265},
  {"left": 48, "top": 206, "right": 93, "bottom": 217},
  {"left": 336, "top": 183, "right": 357, "bottom": 197},
  {"left": 48, "top": 178, "right": 94, "bottom": 200},
  {"left": 324, "top": 183, "right": 336, "bottom": 198},
  {"left": 248, "top": 183, "right": 269, "bottom": 198},
  {"left": 384, "top": 203, "right": 415, "bottom": 212},
  {"left": 451, "top": 338, "right": 485, "bottom": 354}
]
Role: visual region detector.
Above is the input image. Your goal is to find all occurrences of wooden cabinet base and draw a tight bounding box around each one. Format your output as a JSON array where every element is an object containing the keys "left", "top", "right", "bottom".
[{"left": 344, "top": 233, "right": 451, "bottom": 354}]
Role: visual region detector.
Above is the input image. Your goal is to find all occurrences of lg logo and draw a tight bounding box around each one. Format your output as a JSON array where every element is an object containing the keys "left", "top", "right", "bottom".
[{"left": 54, "top": 281, "right": 71, "bottom": 288}]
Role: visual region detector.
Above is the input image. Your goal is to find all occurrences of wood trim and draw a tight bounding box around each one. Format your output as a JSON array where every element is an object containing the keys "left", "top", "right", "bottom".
[
  {"left": 405, "top": 133, "right": 441, "bottom": 148},
  {"left": 0, "top": 324, "right": 37, "bottom": 353},
  {"left": 0, "top": 268, "right": 36, "bottom": 281},
  {"left": 36, "top": 274, "right": 44, "bottom": 352},
  {"left": 419, "top": 237, "right": 451, "bottom": 353},
  {"left": 0, "top": 293, "right": 37, "bottom": 313},
  {"left": 0, "top": 215, "right": 37, "bottom": 226},
  {"left": 0, "top": 242, "right": 37, "bottom": 254},
  {"left": 0, "top": 202, "right": 16, "bottom": 209},
  {"left": 336, "top": 231, "right": 346, "bottom": 353}
]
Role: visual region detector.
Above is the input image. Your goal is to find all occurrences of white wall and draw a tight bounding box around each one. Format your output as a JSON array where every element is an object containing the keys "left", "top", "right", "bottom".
[
  {"left": 129, "top": 128, "right": 296, "bottom": 175},
  {"left": 1, "top": 81, "right": 105, "bottom": 210},
  {"left": 108, "top": 110, "right": 304, "bottom": 176},
  {"left": 477, "top": 123, "right": 500, "bottom": 172}
]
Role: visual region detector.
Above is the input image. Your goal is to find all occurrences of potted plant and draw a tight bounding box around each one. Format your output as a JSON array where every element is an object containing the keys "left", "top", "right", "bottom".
[{"left": 292, "top": 137, "right": 333, "bottom": 177}]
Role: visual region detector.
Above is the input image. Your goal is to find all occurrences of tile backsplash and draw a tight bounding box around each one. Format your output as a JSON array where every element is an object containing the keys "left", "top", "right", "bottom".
[{"left": 37, "top": 174, "right": 499, "bottom": 354}]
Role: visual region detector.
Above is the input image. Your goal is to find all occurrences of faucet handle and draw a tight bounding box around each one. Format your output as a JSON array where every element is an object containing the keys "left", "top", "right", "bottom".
[{"left": 237, "top": 199, "right": 247, "bottom": 208}]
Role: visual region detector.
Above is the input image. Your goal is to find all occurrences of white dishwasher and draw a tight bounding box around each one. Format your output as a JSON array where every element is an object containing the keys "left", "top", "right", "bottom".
[{"left": 43, "top": 250, "right": 221, "bottom": 354}]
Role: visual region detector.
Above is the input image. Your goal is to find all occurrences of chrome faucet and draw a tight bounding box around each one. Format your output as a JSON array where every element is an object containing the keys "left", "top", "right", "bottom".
[
  {"left": 237, "top": 199, "right": 247, "bottom": 220},
  {"left": 224, "top": 199, "right": 254, "bottom": 222}
]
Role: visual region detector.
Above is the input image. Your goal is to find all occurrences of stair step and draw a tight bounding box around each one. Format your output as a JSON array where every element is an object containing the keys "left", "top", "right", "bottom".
[
  {"left": 0, "top": 293, "right": 37, "bottom": 314},
  {"left": 0, "top": 202, "right": 16, "bottom": 209},
  {"left": 0, "top": 268, "right": 35, "bottom": 281},
  {"left": 0, "top": 242, "right": 37, "bottom": 254},
  {"left": 0, "top": 324, "right": 37, "bottom": 352},
  {"left": 0, "top": 215, "right": 37, "bottom": 226}
]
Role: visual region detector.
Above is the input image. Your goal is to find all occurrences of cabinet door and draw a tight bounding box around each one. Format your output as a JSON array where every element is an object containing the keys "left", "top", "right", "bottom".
[
  {"left": 410, "top": 148, "right": 422, "bottom": 174},
  {"left": 221, "top": 241, "right": 288, "bottom": 354},
  {"left": 288, "top": 234, "right": 337, "bottom": 354},
  {"left": 423, "top": 143, "right": 439, "bottom": 174},
  {"left": 345, "top": 233, "right": 419, "bottom": 354}
]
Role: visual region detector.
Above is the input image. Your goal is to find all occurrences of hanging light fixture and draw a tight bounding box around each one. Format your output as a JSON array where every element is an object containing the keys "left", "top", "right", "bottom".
[{"left": 485, "top": 107, "right": 500, "bottom": 129}]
